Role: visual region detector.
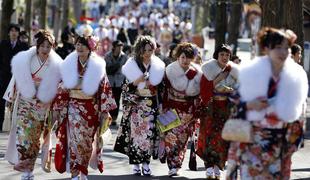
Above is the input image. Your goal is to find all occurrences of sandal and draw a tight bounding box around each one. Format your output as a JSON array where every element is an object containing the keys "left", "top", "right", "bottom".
[
  {"left": 142, "top": 167, "right": 152, "bottom": 176},
  {"left": 133, "top": 168, "right": 141, "bottom": 176},
  {"left": 168, "top": 168, "right": 179, "bottom": 177}
]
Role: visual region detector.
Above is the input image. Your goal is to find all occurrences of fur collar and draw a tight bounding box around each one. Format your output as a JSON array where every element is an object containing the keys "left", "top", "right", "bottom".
[
  {"left": 166, "top": 61, "right": 202, "bottom": 96},
  {"left": 201, "top": 59, "right": 238, "bottom": 81},
  {"left": 122, "top": 56, "right": 165, "bottom": 89},
  {"left": 11, "top": 46, "right": 62, "bottom": 103},
  {"left": 61, "top": 51, "right": 106, "bottom": 95},
  {"left": 239, "top": 56, "right": 308, "bottom": 122}
]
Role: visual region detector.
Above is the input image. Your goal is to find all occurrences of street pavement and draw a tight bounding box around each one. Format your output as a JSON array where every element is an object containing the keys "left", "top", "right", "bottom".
[
  {"left": 0, "top": 126, "right": 310, "bottom": 180},
  {"left": 1, "top": 98, "right": 310, "bottom": 180}
]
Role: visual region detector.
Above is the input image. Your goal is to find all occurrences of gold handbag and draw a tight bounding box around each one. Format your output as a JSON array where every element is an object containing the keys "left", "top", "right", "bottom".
[{"left": 221, "top": 118, "right": 253, "bottom": 143}]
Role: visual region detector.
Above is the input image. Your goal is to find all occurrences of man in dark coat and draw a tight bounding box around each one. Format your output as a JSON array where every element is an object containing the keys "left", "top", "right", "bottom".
[
  {"left": 56, "top": 32, "right": 75, "bottom": 59},
  {"left": 0, "top": 24, "right": 29, "bottom": 131},
  {"left": 104, "top": 40, "right": 128, "bottom": 125}
]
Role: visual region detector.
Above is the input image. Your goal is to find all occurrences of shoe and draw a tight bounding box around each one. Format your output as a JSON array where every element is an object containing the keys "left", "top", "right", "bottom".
[
  {"left": 142, "top": 167, "right": 152, "bottom": 176},
  {"left": 132, "top": 167, "right": 141, "bottom": 176},
  {"left": 206, "top": 167, "right": 214, "bottom": 179},
  {"left": 168, "top": 168, "right": 179, "bottom": 177}
]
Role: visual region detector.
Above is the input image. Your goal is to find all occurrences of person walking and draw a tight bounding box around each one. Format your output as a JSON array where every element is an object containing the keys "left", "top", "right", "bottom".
[
  {"left": 114, "top": 35, "right": 165, "bottom": 176},
  {"left": 226, "top": 27, "right": 308, "bottom": 180},
  {"left": 196, "top": 44, "right": 238, "bottom": 180},
  {"left": 52, "top": 27, "right": 117, "bottom": 180},
  {"left": 159, "top": 42, "right": 202, "bottom": 177},
  {"left": 104, "top": 40, "right": 128, "bottom": 125},
  {"left": 4, "top": 30, "right": 62, "bottom": 180},
  {"left": 0, "top": 24, "right": 28, "bottom": 131}
]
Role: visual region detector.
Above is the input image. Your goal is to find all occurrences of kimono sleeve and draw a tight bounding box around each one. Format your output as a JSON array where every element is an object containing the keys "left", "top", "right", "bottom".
[
  {"left": 3, "top": 76, "right": 16, "bottom": 102},
  {"left": 51, "top": 84, "right": 69, "bottom": 111},
  {"left": 99, "top": 76, "right": 117, "bottom": 113},
  {"left": 200, "top": 75, "right": 214, "bottom": 105}
]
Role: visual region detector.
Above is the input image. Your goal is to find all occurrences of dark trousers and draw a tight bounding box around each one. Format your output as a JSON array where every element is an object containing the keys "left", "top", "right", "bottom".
[
  {"left": 0, "top": 97, "right": 5, "bottom": 131},
  {"left": 110, "top": 87, "right": 122, "bottom": 121}
]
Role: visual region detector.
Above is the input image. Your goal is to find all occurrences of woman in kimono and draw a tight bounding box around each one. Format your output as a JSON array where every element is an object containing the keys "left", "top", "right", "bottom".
[
  {"left": 226, "top": 27, "right": 308, "bottom": 180},
  {"left": 3, "top": 30, "right": 62, "bottom": 180},
  {"left": 159, "top": 42, "right": 202, "bottom": 177},
  {"left": 196, "top": 44, "right": 238, "bottom": 179},
  {"left": 114, "top": 35, "right": 165, "bottom": 176},
  {"left": 52, "top": 26, "right": 117, "bottom": 180}
]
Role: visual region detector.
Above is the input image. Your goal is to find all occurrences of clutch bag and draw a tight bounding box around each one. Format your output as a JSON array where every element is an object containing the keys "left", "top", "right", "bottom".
[
  {"left": 157, "top": 109, "right": 181, "bottom": 133},
  {"left": 222, "top": 118, "right": 253, "bottom": 143}
]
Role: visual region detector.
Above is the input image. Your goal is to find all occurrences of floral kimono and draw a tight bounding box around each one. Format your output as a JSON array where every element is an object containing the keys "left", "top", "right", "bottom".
[
  {"left": 3, "top": 47, "right": 62, "bottom": 172},
  {"left": 226, "top": 56, "right": 308, "bottom": 180},
  {"left": 196, "top": 59, "right": 238, "bottom": 170},
  {"left": 114, "top": 56, "right": 165, "bottom": 164},
  {"left": 159, "top": 61, "right": 202, "bottom": 170},
  {"left": 53, "top": 52, "right": 117, "bottom": 177}
]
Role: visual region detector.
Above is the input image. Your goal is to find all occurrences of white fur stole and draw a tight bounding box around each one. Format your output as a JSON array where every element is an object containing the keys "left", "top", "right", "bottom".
[
  {"left": 61, "top": 51, "right": 106, "bottom": 96},
  {"left": 239, "top": 56, "right": 308, "bottom": 122},
  {"left": 201, "top": 59, "right": 238, "bottom": 81},
  {"left": 166, "top": 61, "right": 202, "bottom": 96},
  {"left": 11, "top": 47, "right": 62, "bottom": 103},
  {"left": 122, "top": 56, "right": 165, "bottom": 89}
]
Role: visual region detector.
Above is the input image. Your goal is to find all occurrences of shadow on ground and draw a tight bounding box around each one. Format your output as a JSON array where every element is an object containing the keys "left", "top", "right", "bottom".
[{"left": 49, "top": 174, "right": 206, "bottom": 180}]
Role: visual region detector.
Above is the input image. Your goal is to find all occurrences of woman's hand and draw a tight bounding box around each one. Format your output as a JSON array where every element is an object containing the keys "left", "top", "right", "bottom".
[
  {"left": 246, "top": 98, "right": 269, "bottom": 111},
  {"left": 133, "top": 75, "right": 145, "bottom": 86}
]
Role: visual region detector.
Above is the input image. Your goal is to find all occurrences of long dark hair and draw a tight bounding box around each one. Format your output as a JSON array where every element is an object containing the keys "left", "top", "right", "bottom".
[{"left": 133, "top": 35, "right": 156, "bottom": 62}]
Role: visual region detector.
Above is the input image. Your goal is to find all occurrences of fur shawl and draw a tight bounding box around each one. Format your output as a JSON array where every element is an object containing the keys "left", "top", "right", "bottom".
[
  {"left": 61, "top": 51, "right": 106, "bottom": 96},
  {"left": 239, "top": 56, "right": 308, "bottom": 122},
  {"left": 11, "top": 46, "right": 62, "bottom": 103},
  {"left": 201, "top": 59, "right": 238, "bottom": 81},
  {"left": 122, "top": 55, "right": 165, "bottom": 89},
  {"left": 166, "top": 61, "right": 202, "bottom": 96}
]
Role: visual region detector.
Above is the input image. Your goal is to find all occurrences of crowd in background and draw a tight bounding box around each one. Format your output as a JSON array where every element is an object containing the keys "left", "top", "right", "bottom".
[{"left": 0, "top": 1, "right": 308, "bottom": 180}]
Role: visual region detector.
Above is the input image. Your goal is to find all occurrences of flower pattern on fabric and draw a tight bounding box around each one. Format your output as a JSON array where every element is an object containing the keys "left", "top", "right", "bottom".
[
  {"left": 114, "top": 83, "right": 160, "bottom": 164},
  {"left": 226, "top": 119, "right": 304, "bottom": 180},
  {"left": 15, "top": 98, "right": 48, "bottom": 172},
  {"left": 53, "top": 77, "right": 117, "bottom": 176}
]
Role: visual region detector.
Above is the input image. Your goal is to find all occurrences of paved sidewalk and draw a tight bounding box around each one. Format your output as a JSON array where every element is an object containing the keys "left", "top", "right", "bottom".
[{"left": 0, "top": 126, "right": 310, "bottom": 180}]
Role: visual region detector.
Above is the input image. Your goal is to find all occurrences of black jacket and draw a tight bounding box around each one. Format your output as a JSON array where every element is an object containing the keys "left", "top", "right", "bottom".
[{"left": 0, "top": 39, "right": 28, "bottom": 95}]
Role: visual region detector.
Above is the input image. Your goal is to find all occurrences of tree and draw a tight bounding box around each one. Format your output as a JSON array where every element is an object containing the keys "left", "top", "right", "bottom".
[
  {"left": 260, "top": 0, "right": 304, "bottom": 63},
  {"left": 39, "top": 0, "right": 47, "bottom": 29},
  {"left": 24, "top": 0, "right": 32, "bottom": 44},
  {"left": 215, "top": 0, "right": 228, "bottom": 48},
  {"left": 53, "top": 0, "right": 62, "bottom": 42},
  {"left": 282, "top": 0, "right": 304, "bottom": 51},
  {"left": 0, "top": 0, "right": 14, "bottom": 40},
  {"left": 227, "top": 0, "right": 242, "bottom": 55},
  {"left": 62, "top": 0, "right": 69, "bottom": 30},
  {"left": 260, "top": 0, "right": 282, "bottom": 28},
  {"left": 73, "top": 0, "right": 82, "bottom": 23}
]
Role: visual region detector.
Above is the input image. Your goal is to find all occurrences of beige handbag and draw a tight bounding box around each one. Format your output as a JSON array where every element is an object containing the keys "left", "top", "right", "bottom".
[{"left": 222, "top": 118, "right": 253, "bottom": 143}]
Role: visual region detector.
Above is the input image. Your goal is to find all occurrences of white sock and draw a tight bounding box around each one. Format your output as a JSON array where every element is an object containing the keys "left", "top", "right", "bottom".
[
  {"left": 214, "top": 165, "right": 220, "bottom": 175},
  {"left": 71, "top": 176, "right": 79, "bottom": 180},
  {"left": 142, "top": 162, "right": 149, "bottom": 170},
  {"left": 206, "top": 167, "right": 214, "bottom": 176},
  {"left": 80, "top": 172, "right": 88, "bottom": 180},
  {"left": 22, "top": 171, "right": 33, "bottom": 177},
  {"left": 133, "top": 164, "right": 140, "bottom": 170}
]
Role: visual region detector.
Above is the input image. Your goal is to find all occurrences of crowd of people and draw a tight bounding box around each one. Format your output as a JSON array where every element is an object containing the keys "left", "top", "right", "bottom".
[{"left": 0, "top": 1, "right": 308, "bottom": 180}]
